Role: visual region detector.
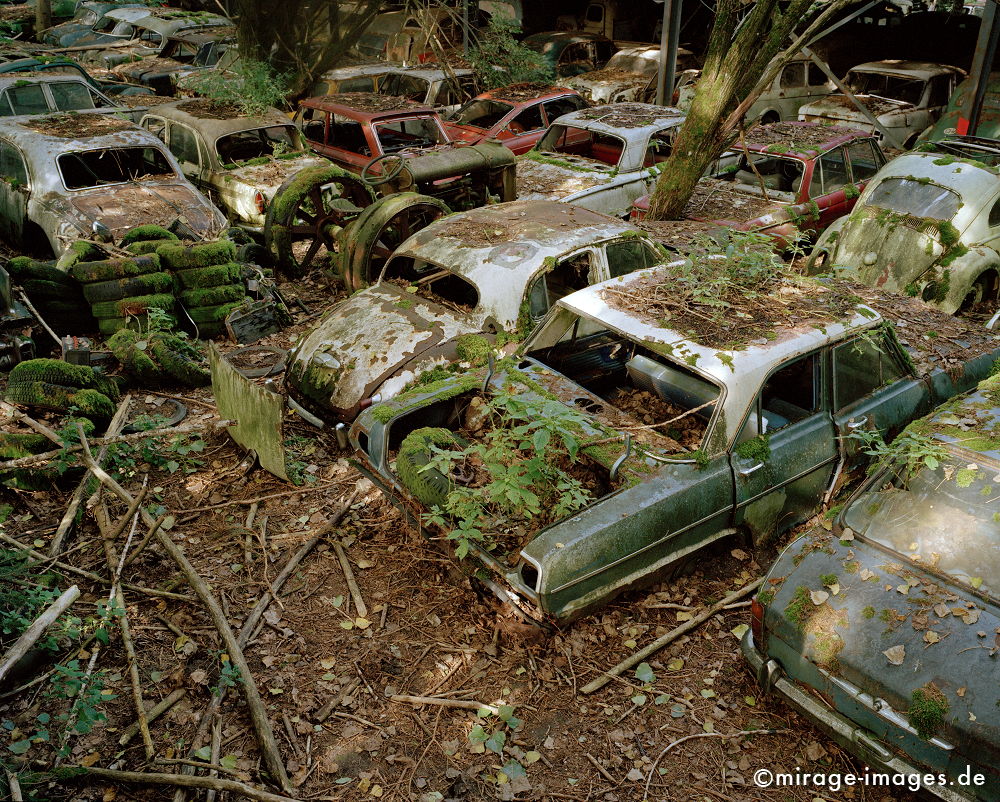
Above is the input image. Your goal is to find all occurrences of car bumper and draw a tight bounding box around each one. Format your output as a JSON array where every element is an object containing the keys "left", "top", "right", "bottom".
[{"left": 740, "top": 630, "right": 972, "bottom": 802}]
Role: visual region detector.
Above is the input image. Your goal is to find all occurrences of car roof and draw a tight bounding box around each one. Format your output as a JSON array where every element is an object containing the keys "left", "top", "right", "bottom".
[
  {"left": 0, "top": 73, "right": 94, "bottom": 87},
  {"left": 849, "top": 60, "right": 965, "bottom": 78},
  {"left": 379, "top": 65, "right": 474, "bottom": 80},
  {"left": 393, "top": 200, "right": 639, "bottom": 283},
  {"left": 553, "top": 266, "right": 881, "bottom": 387},
  {"left": 147, "top": 98, "right": 292, "bottom": 133},
  {"left": 476, "top": 82, "right": 577, "bottom": 104},
  {"left": 0, "top": 113, "right": 161, "bottom": 152},
  {"left": 868, "top": 150, "right": 999, "bottom": 198},
  {"left": 741, "top": 121, "right": 874, "bottom": 158},
  {"left": 925, "top": 373, "right": 1000, "bottom": 465},
  {"left": 167, "top": 26, "right": 236, "bottom": 45},
  {"left": 104, "top": 7, "right": 158, "bottom": 23},
  {"left": 299, "top": 92, "right": 436, "bottom": 118},
  {"left": 319, "top": 62, "right": 406, "bottom": 81},
  {"left": 547, "top": 102, "right": 684, "bottom": 135}
]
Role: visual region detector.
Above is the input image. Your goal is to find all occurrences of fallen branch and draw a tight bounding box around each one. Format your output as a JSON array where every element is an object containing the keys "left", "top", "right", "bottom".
[
  {"left": 333, "top": 541, "right": 367, "bottom": 618},
  {"left": 0, "top": 399, "right": 62, "bottom": 444},
  {"left": 75, "top": 426, "right": 292, "bottom": 795},
  {"left": 120, "top": 689, "right": 186, "bottom": 746},
  {"left": 4, "top": 769, "right": 22, "bottom": 802},
  {"left": 314, "top": 678, "right": 360, "bottom": 724},
  {"left": 120, "top": 512, "right": 168, "bottom": 573},
  {"left": 585, "top": 752, "right": 617, "bottom": 784},
  {"left": 0, "top": 532, "right": 194, "bottom": 602},
  {"left": 0, "top": 585, "right": 79, "bottom": 685},
  {"left": 644, "top": 728, "right": 789, "bottom": 799},
  {"left": 390, "top": 694, "right": 499, "bottom": 715},
  {"left": 177, "top": 481, "right": 343, "bottom": 514},
  {"left": 68, "top": 767, "right": 304, "bottom": 802},
  {"left": 50, "top": 395, "right": 133, "bottom": 557},
  {"left": 581, "top": 577, "right": 763, "bottom": 694}
]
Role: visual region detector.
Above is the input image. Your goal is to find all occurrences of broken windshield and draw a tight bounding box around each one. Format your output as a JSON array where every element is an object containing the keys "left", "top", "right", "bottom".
[
  {"left": 58, "top": 146, "right": 176, "bottom": 190},
  {"left": 216, "top": 125, "right": 299, "bottom": 164},
  {"left": 844, "top": 456, "right": 1000, "bottom": 599},
  {"left": 866, "top": 177, "right": 961, "bottom": 220},
  {"left": 452, "top": 98, "right": 513, "bottom": 129},
  {"left": 845, "top": 70, "right": 926, "bottom": 105},
  {"left": 374, "top": 116, "right": 446, "bottom": 153},
  {"left": 534, "top": 125, "right": 624, "bottom": 169},
  {"left": 713, "top": 153, "right": 803, "bottom": 201}
]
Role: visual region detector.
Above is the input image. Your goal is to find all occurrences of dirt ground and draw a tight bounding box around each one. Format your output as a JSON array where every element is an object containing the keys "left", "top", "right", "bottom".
[{"left": 0, "top": 269, "right": 925, "bottom": 802}]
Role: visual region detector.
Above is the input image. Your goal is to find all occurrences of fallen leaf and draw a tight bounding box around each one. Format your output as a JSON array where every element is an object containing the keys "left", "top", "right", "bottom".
[
  {"left": 859, "top": 568, "right": 876, "bottom": 581},
  {"left": 957, "top": 687, "right": 966, "bottom": 697},
  {"left": 923, "top": 631, "right": 940, "bottom": 644},
  {"left": 828, "top": 583, "right": 840, "bottom": 596},
  {"left": 625, "top": 768, "right": 644, "bottom": 782},
  {"left": 933, "top": 603, "right": 951, "bottom": 618},
  {"left": 319, "top": 657, "right": 337, "bottom": 670},
  {"left": 667, "top": 658, "right": 684, "bottom": 671},
  {"left": 810, "top": 590, "right": 829, "bottom": 605},
  {"left": 80, "top": 752, "right": 101, "bottom": 767},
  {"left": 883, "top": 644, "right": 905, "bottom": 665},
  {"left": 355, "top": 617, "right": 371, "bottom": 629},
  {"left": 675, "top": 611, "right": 692, "bottom": 622},
  {"left": 731, "top": 623, "right": 749, "bottom": 639}
]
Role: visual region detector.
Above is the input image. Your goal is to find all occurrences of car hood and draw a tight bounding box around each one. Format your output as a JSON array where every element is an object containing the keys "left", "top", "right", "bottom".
[
  {"left": 50, "top": 180, "right": 225, "bottom": 242},
  {"left": 223, "top": 155, "right": 330, "bottom": 199},
  {"left": 516, "top": 155, "right": 614, "bottom": 201},
  {"left": 444, "top": 122, "right": 488, "bottom": 143},
  {"left": 763, "top": 532, "right": 1000, "bottom": 773},
  {"left": 286, "top": 282, "right": 483, "bottom": 420},
  {"left": 801, "top": 94, "right": 913, "bottom": 124},
  {"left": 827, "top": 207, "right": 959, "bottom": 294},
  {"left": 565, "top": 71, "right": 648, "bottom": 103}
]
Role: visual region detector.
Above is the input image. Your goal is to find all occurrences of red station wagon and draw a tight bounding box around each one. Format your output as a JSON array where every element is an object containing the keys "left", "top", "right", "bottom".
[{"left": 443, "top": 83, "right": 588, "bottom": 155}]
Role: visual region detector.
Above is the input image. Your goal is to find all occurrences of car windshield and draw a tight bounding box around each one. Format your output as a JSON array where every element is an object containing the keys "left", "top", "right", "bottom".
[
  {"left": 58, "top": 146, "right": 176, "bottom": 189},
  {"left": 606, "top": 51, "right": 658, "bottom": 77},
  {"left": 374, "top": 116, "right": 446, "bottom": 153},
  {"left": 714, "top": 152, "right": 803, "bottom": 201},
  {"left": 216, "top": 125, "right": 300, "bottom": 164},
  {"left": 452, "top": 98, "right": 513, "bottom": 128},
  {"left": 845, "top": 70, "right": 926, "bottom": 105},
  {"left": 866, "top": 177, "right": 961, "bottom": 220},
  {"left": 78, "top": 9, "right": 99, "bottom": 25},
  {"left": 379, "top": 73, "right": 430, "bottom": 102},
  {"left": 380, "top": 256, "right": 479, "bottom": 313},
  {"left": 523, "top": 307, "right": 720, "bottom": 453},
  {"left": 843, "top": 456, "right": 1000, "bottom": 599},
  {"left": 534, "top": 124, "right": 624, "bottom": 169}
]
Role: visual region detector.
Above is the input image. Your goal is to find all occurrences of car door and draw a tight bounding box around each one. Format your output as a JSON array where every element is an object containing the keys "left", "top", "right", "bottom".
[
  {"left": 831, "top": 329, "right": 929, "bottom": 478},
  {"left": 542, "top": 95, "right": 588, "bottom": 148},
  {"left": 731, "top": 351, "right": 839, "bottom": 543},
  {"left": 495, "top": 102, "right": 545, "bottom": 154},
  {"left": 165, "top": 121, "right": 207, "bottom": 185},
  {"left": 0, "top": 139, "right": 28, "bottom": 244},
  {"left": 843, "top": 138, "right": 884, "bottom": 209}
]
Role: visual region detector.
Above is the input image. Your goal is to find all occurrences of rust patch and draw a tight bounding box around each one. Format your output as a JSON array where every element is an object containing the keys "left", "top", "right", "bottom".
[
  {"left": 489, "top": 82, "right": 560, "bottom": 102},
  {"left": 742, "top": 121, "right": 858, "bottom": 152}
]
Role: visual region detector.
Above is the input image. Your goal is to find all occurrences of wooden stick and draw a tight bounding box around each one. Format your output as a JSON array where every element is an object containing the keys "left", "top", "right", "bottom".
[
  {"left": 177, "top": 482, "right": 342, "bottom": 514},
  {"left": 333, "top": 541, "right": 367, "bottom": 618},
  {"left": 120, "top": 512, "right": 167, "bottom": 573},
  {"left": 0, "top": 399, "right": 62, "bottom": 444},
  {"left": 4, "top": 769, "right": 22, "bottom": 802},
  {"left": 119, "top": 689, "right": 186, "bottom": 746},
  {"left": 584, "top": 752, "right": 617, "bottom": 784},
  {"left": 74, "top": 425, "right": 292, "bottom": 795},
  {"left": 15, "top": 291, "right": 60, "bottom": 347},
  {"left": 70, "top": 767, "right": 305, "bottom": 802},
  {"left": 0, "top": 585, "right": 79, "bottom": 685},
  {"left": 580, "top": 577, "right": 764, "bottom": 694},
  {"left": 50, "top": 396, "right": 133, "bottom": 557},
  {"left": 206, "top": 715, "right": 223, "bottom": 802},
  {"left": 390, "top": 694, "right": 499, "bottom": 715},
  {"left": 314, "top": 678, "right": 360, "bottom": 724},
  {"left": 156, "top": 756, "right": 239, "bottom": 778},
  {"left": 0, "top": 532, "right": 194, "bottom": 602}
]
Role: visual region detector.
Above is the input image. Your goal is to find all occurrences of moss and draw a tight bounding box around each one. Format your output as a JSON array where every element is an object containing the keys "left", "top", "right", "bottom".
[
  {"left": 188, "top": 301, "right": 242, "bottom": 324},
  {"left": 811, "top": 630, "right": 844, "bottom": 670},
  {"left": 370, "top": 374, "right": 482, "bottom": 424},
  {"left": 784, "top": 586, "right": 812, "bottom": 631},
  {"left": 71, "top": 255, "right": 160, "bottom": 283},
  {"left": 735, "top": 435, "right": 769, "bottom": 462},
  {"left": 157, "top": 241, "right": 237, "bottom": 270},
  {"left": 8, "top": 358, "right": 100, "bottom": 390},
  {"left": 819, "top": 573, "right": 838, "bottom": 586},
  {"left": 937, "top": 221, "right": 961, "bottom": 248},
  {"left": 107, "top": 329, "right": 162, "bottom": 383},
  {"left": 955, "top": 467, "right": 978, "bottom": 488},
  {"left": 179, "top": 284, "right": 246, "bottom": 307},
  {"left": 520, "top": 149, "right": 602, "bottom": 174},
  {"left": 175, "top": 263, "right": 243, "bottom": 289},
  {"left": 455, "top": 334, "right": 494, "bottom": 366},
  {"left": 126, "top": 238, "right": 178, "bottom": 256},
  {"left": 843, "top": 183, "right": 861, "bottom": 200},
  {"left": 879, "top": 608, "right": 895, "bottom": 623},
  {"left": 908, "top": 683, "right": 949, "bottom": 740},
  {"left": 120, "top": 225, "right": 178, "bottom": 246},
  {"left": 938, "top": 243, "right": 968, "bottom": 268},
  {"left": 757, "top": 589, "right": 775, "bottom": 606},
  {"left": 904, "top": 283, "right": 919, "bottom": 297},
  {"left": 862, "top": 605, "right": 875, "bottom": 619},
  {"left": 91, "top": 293, "right": 175, "bottom": 319}
]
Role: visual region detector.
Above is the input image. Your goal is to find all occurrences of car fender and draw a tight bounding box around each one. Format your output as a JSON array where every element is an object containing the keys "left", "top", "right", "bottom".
[
  {"left": 805, "top": 217, "right": 848, "bottom": 274},
  {"left": 930, "top": 244, "right": 1000, "bottom": 313}
]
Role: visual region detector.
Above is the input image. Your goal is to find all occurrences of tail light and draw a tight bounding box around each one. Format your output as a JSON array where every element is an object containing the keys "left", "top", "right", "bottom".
[
  {"left": 750, "top": 595, "right": 766, "bottom": 649},
  {"left": 254, "top": 191, "right": 267, "bottom": 215}
]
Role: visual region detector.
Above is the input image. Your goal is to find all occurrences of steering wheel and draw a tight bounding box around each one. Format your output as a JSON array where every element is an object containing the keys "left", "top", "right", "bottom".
[{"left": 361, "top": 153, "right": 407, "bottom": 186}]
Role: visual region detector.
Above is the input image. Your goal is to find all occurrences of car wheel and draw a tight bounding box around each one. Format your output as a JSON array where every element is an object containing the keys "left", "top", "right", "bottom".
[
  {"left": 760, "top": 111, "right": 780, "bottom": 125},
  {"left": 150, "top": 337, "right": 211, "bottom": 388},
  {"left": 82, "top": 272, "right": 175, "bottom": 303},
  {"left": 90, "top": 293, "right": 175, "bottom": 320},
  {"left": 71, "top": 255, "right": 162, "bottom": 284},
  {"left": 396, "top": 427, "right": 469, "bottom": 509},
  {"left": 960, "top": 270, "right": 1000, "bottom": 312},
  {"left": 337, "top": 193, "right": 451, "bottom": 292},
  {"left": 179, "top": 283, "right": 247, "bottom": 308}
]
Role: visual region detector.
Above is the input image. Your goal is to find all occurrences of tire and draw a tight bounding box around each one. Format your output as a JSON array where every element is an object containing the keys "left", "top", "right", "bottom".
[
  {"left": 157, "top": 241, "right": 237, "bottom": 270},
  {"left": 125, "top": 239, "right": 178, "bottom": 256},
  {"left": 6, "top": 258, "right": 72, "bottom": 285},
  {"left": 56, "top": 240, "right": 106, "bottom": 273},
  {"left": 107, "top": 329, "right": 164, "bottom": 383},
  {"left": 187, "top": 302, "right": 242, "bottom": 325},
  {"left": 8, "top": 358, "right": 98, "bottom": 390},
  {"left": 120, "top": 225, "right": 179, "bottom": 246},
  {"left": 82, "top": 272, "right": 175, "bottom": 303},
  {"left": 760, "top": 110, "right": 780, "bottom": 124},
  {"left": 5, "top": 381, "right": 77, "bottom": 411},
  {"left": 68, "top": 389, "right": 114, "bottom": 424},
  {"left": 91, "top": 293, "right": 175, "bottom": 320},
  {"left": 123, "top": 399, "right": 187, "bottom": 433},
  {"left": 179, "top": 283, "right": 246, "bottom": 307},
  {"left": 222, "top": 226, "right": 253, "bottom": 245},
  {"left": 150, "top": 338, "right": 210, "bottom": 387},
  {"left": 396, "top": 427, "right": 468, "bottom": 509},
  {"left": 71, "top": 256, "right": 161, "bottom": 283},
  {"left": 960, "top": 270, "right": 1000, "bottom": 312},
  {"left": 98, "top": 316, "right": 130, "bottom": 337},
  {"left": 175, "top": 263, "right": 243, "bottom": 289},
  {"left": 194, "top": 321, "right": 228, "bottom": 339},
  {"left": 22, "top": 279, "right": 79, "bottom": 301},
  {"left": 236, "top": 242, "right": 269, "bottom": 265}
]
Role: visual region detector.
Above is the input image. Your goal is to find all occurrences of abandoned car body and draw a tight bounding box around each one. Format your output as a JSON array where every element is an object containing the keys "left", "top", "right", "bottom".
[
  {"left": 517, "top": 102, "right": 684, "bottom": 217},
  {"left": 110, "top": 26, "right": 235, "bottom": 95},
  {"left": 522, "top": 31, "right": 616, "bottom": 79},
  {"left": 798, "top": 60, "right": 965, "bottom": 149},
  {"left": 286, "top": 200, "right": 665, "bottom": 424},
  {"left": 744, "top": 374, "right": 1000, "bottom": 798},
  {"left": 444, "top": 83, "right": 588, "bottom": 155},
  {"left": 41, "top": 2, "right": 149, "bottom": 47},
  {"left": 564, "top": 44, "right": 694, "bottom": 105},
  {"left": 631, "top": 122, "right": 886, "bottom": 246},
  {"left": 808, "top": 142, "right": 1000, "bottom": 313},
  {"left": 349, "top": 266, "right": 1000, "bottom": 623},
  {"left": 0, "top": 113, "right": 225, "bottom": 258},
  {"left": 0, "top": 73, "right": 133, "bottom": 118}
]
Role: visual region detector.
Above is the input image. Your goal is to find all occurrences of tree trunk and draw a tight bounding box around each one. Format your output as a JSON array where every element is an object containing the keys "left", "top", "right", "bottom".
[{"left": 34, "top": 0, "right": 52, "bottom": 35}]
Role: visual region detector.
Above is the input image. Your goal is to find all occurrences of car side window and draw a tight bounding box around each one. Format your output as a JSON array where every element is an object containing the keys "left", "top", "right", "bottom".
[
  {"left": 989, "top": 197, "right": 1000, "bottom": 228},
  {"left": 167, "top": 122, "right": 201, "bottom": 167},
  {"left": 833, "top": 333, "right": 906, "bottom": 410},
  {"left": 143, "top": 115, "right": 167, "bottom": 140},
  {"left": 506, "top": 104, "right": 544, "bottom": 134},
  {"left": 330, "top": 113, "right": 370, "bottom": 155},
  {"left": 527, "top": 252, "right": 593, "bottom": 320},
  {"left": 6, "top": 84, "right": 49, "bottom": 116},
  {"left": 543, "top": 95, "right": 585, "bottom": 123},
  {"left": 0, "top": 140, "right": 27, "bottom": 186},
  {"left": 846, "top": 140, "right": 880, "bottom": 183},
  {"left": 812, "top": 147, "right": 849, "bottom": 196},
  {"left": 644, "top": 132, "right": 673, "bottom": 166},
  {"left": 927, "top": 75, "right": 951, "bottom": 108},
  {"left": 49, "top": 82, "right": 98, "bottom": 112},
  {"left": 737, "top": 353, "right": 820, "bottom": 444},
  {"left": 605, "top": 239, "right": 660, "bottom": 278},
  {"left": 780, "top": 62, "right": 806, "bottom": 88},
  {"left": 298, "top": 107, "right": 326, "bottom": 144},
  {"left": 806, "top": 62, "right": 828, "bottom": 88}
]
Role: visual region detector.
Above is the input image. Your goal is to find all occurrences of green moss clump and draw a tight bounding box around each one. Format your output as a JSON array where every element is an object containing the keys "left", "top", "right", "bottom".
[
  {"left": 843, "top": 183, "right": 861, "bottom": 200},
  {"left": 107, "top": 329, "right": 162, "bottom": 383},
  {"left": 937, "top": 221, "right": 961, "bottom": 248},
  {"left": 91, "top": 293, "right": 175, "bottom": 320},
  {"left": 819, "top": 573, "right": 838, "bottom": 586},
  {"left": 179, "top": 284, "right": 247, "bottom": 307},
  {"left": 71, "top": 255, "right": 161, "bottom": 283},
  {"left": 520, "top": 150, "right": 604, "bottom": 174},
  {"left": 188, "top": 301, "right": 243, "bottom": 324},
  {"left": 8, "top": 358, "right": 99, "bottom": 390},
  {"left": 784, "top": 586, "right": 812, "bottom": 631},
  {"left": 126, "top": 238, "right": 179, "bottom": 256},
  {"left": 370, "top": 374, "right": 482, "bottom": 424},
  {"left": 156, "top": 241, "right": 237, "bottom": 270},
  {"left": 455, "top": 334, "right": 494, "bottom": 366},
  {"left": 862, "top": 605, "right": 875, "bottom": 619},
  {"left": 955, "top": 467, "right": 978, "bottom": 488},
  {"left": 879, "top": 608, "right": 896, "bottom": 623},
  {"left": 120, "top": 225, "right": 178, "bottom": 246},
  {"left": 757, "top": 589, "right": 775, "bottom": 606},
  {"left": 811, "top": 630, "right": 844, "bottom": 669},
  {"left": 735, "top": 434, "right": 769, "bottom": 462},
  {"left": 909, "top": 683, "right": 949, "bottom": 740},
  {"left": 175, "top": 263, "right": 244, "bottom": 289}
]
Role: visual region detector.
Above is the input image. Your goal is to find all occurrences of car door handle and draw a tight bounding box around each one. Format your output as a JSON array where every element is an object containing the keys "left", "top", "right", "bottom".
[
  {"left": 738, "top": 462, "right": 764, "bottom": 477},
  {"left": 847, "top": 416, "right": 869, "bottom": 430}
]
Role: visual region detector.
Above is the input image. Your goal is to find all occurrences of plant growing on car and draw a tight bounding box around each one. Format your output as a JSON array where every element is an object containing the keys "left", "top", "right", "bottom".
[
  {"left": 850, "top": 426, "right": 949, "bottom": 479},
  {"left": 467, "top": 14, "right": 552, "bottom": 89},
  {"left": 421, "top": 385, "right": 596, "bottom": 558},
  {"left": 184, "top": 57, "right": 289, "bottom": 117}
]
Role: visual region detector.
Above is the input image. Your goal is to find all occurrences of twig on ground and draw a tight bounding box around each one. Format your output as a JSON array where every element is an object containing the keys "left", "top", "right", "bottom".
[
  {"left": 177, "top": 482, "right": 342, "bottom": 514},
  {"left": 585, "top": 752, "right": 617, "bottom": 784},
  {"left": 581, "top": 577, "right": 763, "bottom": 694},
  {"left": 70, "top": 767, "right": 305, "bottom": 802},
  {"left": 333, "top": 541, "right": 367, "bottom": 618},
  {"left": 390, "top": 694, "right": 499, "bottom": 715},
  {"left": 206, "top": 715, "right": 223, "bottom": 802},
  {"left": 4, "top": 768, "right": 23, "bottom": 802},
  {"left": 314, "top": 678, "right": 360, "bottom": 723},
  {"left": 0, "top": 399, "right": 62, "bottom": 444},
  {"left": 155, "top": 757, "right": 240, "bottom": 778},
  {"left": 0, "top": 586, "right": 79, "bottom": 685},
  {"left": 120, "top": 512, "right": 168, "bottom": 573},
  {"left": 119, "top": 689, "right": 186, "bottom": 746}
]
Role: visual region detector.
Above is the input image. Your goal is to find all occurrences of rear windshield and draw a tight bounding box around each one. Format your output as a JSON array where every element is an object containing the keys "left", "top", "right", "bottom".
[
  {"left": 866, "top": 177, "right": 961, "bottom": 220},
  {"left": 58, "top": 146, "right": 176, "bottom": 189},
  {"left": 845, "top": 70, "right": 926, "bottom": 105},
  {"left": 535, "top": 124, "right": 624, "bottom": 168},
  {"left": 216, "top": 125, "right": 299, "bottom": 164},
  {"left": 452, "top": 98, "right": 513, "bottom": 128},
  {"left": 844, "top": 456, "right": 1000, "bottom": 600},
  {"left": 381, "top": 256, "right": 479, "bottom": 313}
]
